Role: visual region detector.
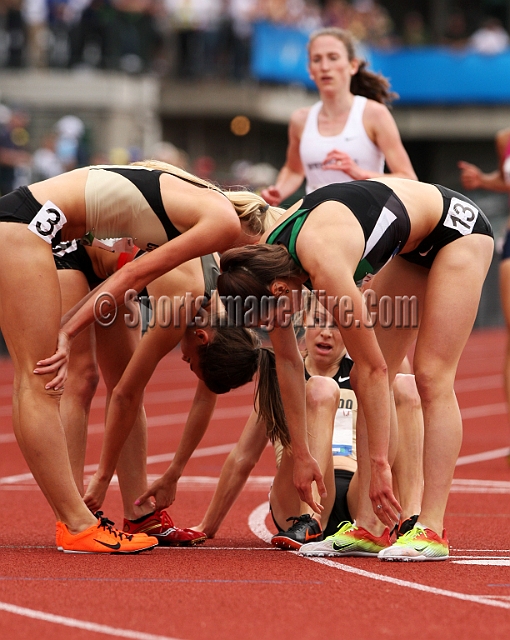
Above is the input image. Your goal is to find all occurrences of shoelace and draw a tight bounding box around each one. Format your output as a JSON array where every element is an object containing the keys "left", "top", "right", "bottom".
[
  {"left": 285, "top": 515, "right": 313, "bottom": 532},
  {"left": 333, "top": 521, "right": 357, "bottom": 536},
  {"left": 397, "top": 525, "right": 425, "bottom": 542},
  {"left": 158, "top": 510, "right": 176, "bottom": 529},
  {"left": 96, "top": 511, "right": 133, "bottom": 541}
]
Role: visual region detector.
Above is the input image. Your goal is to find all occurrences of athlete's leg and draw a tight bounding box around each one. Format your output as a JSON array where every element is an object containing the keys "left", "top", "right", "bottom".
[
  {"left": 353, "top": 257, "right": 426, "bottom": 534},
  {"left": 58, "top": 269, "right": 99, "bottom": 494},
  {"left": 0, "top": 224, "right": 96, "bottom": 531},
  {"left": 94, "top": 305, "right": 149, "bottom": 520},
  {"left": 392, "top": 373, "right": 423, "bottom": 519},
  {"left": 411, "top": 234, "right": 493, "bottom": 534},
  {"left": 270, "top": 376, "right": 339, "bottom": 529}
]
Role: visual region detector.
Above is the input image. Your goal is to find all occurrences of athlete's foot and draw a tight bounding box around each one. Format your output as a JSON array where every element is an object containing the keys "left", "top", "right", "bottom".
[{"left": 57, "top": 512, "right": 158, "bottom": 553}]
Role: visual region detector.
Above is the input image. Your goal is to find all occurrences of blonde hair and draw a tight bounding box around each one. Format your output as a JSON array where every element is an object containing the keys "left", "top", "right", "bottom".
[{"left": 132, "top": 159, "right": 283, "bottom": 235}]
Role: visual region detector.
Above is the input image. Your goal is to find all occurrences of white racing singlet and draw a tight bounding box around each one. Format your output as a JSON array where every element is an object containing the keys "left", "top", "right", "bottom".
[{"left": 299, "top": 95, "right": 385, "bottom": 193}]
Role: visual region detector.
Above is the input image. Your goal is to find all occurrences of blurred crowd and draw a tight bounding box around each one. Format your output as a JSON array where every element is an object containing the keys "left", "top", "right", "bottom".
[
  {"left": 0, "top": 103, "right": 279, "bottom": 197},
  {"left": 1, "top": 1, "right": 510, "bottom": 79}
]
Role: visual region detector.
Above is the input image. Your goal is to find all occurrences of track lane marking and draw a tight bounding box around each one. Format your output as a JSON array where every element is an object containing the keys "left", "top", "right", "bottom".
[
  {"left": 248, "top": 502, "right": 510, "bottom": 611},
  {"left": 0, "top": 601, "right": 183, "bottom": 640}
]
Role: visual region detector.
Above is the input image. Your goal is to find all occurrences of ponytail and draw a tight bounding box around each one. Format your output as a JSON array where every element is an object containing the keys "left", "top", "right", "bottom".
[{"left": 256, "top": 348, "right": 290, "bottom": 448}]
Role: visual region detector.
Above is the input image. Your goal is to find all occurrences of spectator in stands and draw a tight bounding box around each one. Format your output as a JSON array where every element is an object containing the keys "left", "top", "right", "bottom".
[
  {"left": 401, "top": 10, "right": 430, "bottom": 46},
  {"left": 440, "top": 10, "right": 469, "bottom": 50},
  {"left": 54, "top": 114, "right": 89, "bottom": 171},
  {"left": 0, "top": 105, "right": 32, "bottom": 195},
  {"left": 469, "top": 16, "right": 510, "bottom": 55},
  {"left": 31, "top": 131, "right": 64, "bottom": 180},
  {"left": 165, "top": 0, "right": 223, "bottom": 79},
  {"left": 2, "top": 1, "right": 25, "bottom": 67}
]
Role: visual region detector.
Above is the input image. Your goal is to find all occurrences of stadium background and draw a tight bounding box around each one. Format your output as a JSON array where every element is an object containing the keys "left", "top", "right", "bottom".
[{"left": 1, "top": 0, "right": 510, "bottom": 335}]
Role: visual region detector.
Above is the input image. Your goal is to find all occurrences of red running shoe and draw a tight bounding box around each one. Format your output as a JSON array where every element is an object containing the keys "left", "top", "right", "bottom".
[{"left": 123, "top": 509, "right": 207, "bottom": 547}]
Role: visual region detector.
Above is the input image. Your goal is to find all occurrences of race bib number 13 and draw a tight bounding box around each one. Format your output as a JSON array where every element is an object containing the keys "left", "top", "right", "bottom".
[
  {"left": 444, "top": 197, "right": 479, "bottom": 236},
  {"left": 28, "top": 201, "right": 67, "bottom": 244}
]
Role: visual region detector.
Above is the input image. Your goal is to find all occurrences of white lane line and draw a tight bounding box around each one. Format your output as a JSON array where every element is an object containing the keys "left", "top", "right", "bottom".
[
  {"left": 455, "top": 447, "right": 510, "bottom": 466},
  {"left": 461, "top": 403, "right": 507, "bottom": 419},
  {"left": 453, "top": 560, "right": 510, "bottom": 566},
  {"left": 0, "top": 443, "right": 241, "bottom": 485},
  {"left": 0, "top": 405, "right": 253, "bottom": 444},
  {"left": 248, "top": 502, "right": 510, "bottom": 611},
  {"left": 0, "top": 601, "right": 183, "bottom": 640},
  {"left": 454, "top": 375, "right": 503, "bottom": 393}
]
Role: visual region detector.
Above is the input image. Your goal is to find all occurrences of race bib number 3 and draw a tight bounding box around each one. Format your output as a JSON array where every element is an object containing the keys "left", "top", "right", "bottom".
[
  {"left": 28, "top": 201, "right": 67, "bottom": 244},
  {"left": 444, "top": 197, "right": 479, "bottom": 236}
]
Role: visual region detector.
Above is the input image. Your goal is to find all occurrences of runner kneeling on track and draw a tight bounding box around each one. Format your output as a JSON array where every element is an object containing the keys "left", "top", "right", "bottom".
[
  {"left": 215, "top": 177, "right": 494, "bottom": 561},
  {"left": 55, "top": 242, "right": 206, "bottom": 546},
  {"left": 189, "top": 296, "right": 423, "bottom": 552}
]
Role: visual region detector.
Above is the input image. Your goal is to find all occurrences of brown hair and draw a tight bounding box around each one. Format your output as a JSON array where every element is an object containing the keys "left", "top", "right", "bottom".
[
  {"left": 308, "top": 27, "right": 397, "bottom": 105},
  {"left": 218, "top": 244, "right": 305, "bottom": 303},
  {"left": 132, "top": 160, "right": 283, "bottom": 235},
  {"left": 198, "top": 323, "right": 290, "bottom": 447}
]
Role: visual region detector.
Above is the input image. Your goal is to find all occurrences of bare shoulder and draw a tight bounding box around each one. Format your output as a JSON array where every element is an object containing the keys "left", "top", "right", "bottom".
[
  {"left": 495, "top": 128, "right": 510, "bottom": 154},
  {"left": 363, "top": 99, "right": 394, "bottom": 126},
  {"left": 289, "top": 107, "right": 311, "bottom": 133}
]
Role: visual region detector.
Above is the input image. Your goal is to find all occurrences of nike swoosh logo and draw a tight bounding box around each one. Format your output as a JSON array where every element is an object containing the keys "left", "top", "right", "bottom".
[
  {"left": 94, "top": 539, "right": 121, "bottom": 550},
  {"left": 419, "top": 246, "right": 434, "bottom": 257},
  {"left": 305, "top": 531, "right": 322, "bottom": 542},
  {"left": 337, "top": 376, "right": 350, "bottom": 383}
]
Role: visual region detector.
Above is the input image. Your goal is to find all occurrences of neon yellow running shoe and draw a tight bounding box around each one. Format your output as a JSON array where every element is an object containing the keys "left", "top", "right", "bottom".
[
  {"left": 378, "top": 524, "right": 449, "bottom": 562},
  {"left": 299, "top": 521, "right": 391, "bottom": 557}
]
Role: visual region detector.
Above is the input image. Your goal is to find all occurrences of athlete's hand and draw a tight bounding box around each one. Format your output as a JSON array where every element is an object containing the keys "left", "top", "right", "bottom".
[
  {"left": 135, "top": 474, "right": 177, "bottom": 511},
  {"left": 457, "top": 161, "right": 483, "bottom": 190},
  {"left": 322, "top": 150, "right": 365, "bottom": 180},
  {"left": 369, "top": 460, "right": 401, "bottom": 528},
  {"left": 293, "top": 453, "right": 326, "bottom": 514},
  {"left": 33, "top": 330, "right": 71, "bottom": 391},
  {"left": 84, "top": 473, "right": 110, "bottom": 513},
  {"left": 260, "top": 186, "right": 282, "bottom": 206}
]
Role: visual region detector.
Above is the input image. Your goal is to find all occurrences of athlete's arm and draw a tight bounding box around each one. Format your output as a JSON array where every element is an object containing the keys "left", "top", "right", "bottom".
[
  {"left": 268, "top": 320, "right": 326, "bottom": 513},
  {"left": 36, "top": 194, "right": 240, "bottom": 386},
  {"left": 311, "top": 264, "right": 400, "bottom": 526},
  {"left": 83, "top": 269, "right": 199, "bottom": 510},
  {"left": 191, "top": 409, "right": 269, "bottom": 537},
  {"left": 136, "top": 379, "right": 217, "bottom": 510},
  {"left": 458, "top": 129, "right": 510, "bottom": 192},
  {"left": 322, "top": 102, "right": 416, "bottom": 181},
  {"left": 261, "top": 109, "right": 307, "bottom": 205}
]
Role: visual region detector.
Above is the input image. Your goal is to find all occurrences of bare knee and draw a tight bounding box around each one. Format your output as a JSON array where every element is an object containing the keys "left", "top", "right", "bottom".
[
  {"left": 65, "top": 362, "right": 100, "bottom": 406},
  {"left": 413, "top": 366, "right": 453, "bottom": 406},
  {"left": 393, "top": 373, "right": 421, "bottom": 411},
  {"left": 306, "top": 376, "right": 341, "bottom": 413}
]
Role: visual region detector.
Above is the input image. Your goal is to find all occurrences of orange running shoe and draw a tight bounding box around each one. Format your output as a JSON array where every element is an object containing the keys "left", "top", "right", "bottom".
[
  {"left": 56, "top": 512, "right": 158, "bottom": 554},
  {"left": 123, "top": 509, "right": 207, "bottom": 547}
]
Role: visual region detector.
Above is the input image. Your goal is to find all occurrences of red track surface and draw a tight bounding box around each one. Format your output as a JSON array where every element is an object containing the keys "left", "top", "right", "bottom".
[{"left": 1, "top": 328, "right": 510, "bottom": 639}]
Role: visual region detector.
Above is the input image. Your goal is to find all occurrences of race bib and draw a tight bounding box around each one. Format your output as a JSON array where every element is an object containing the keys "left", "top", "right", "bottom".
[
  {"left": 332, "top": 390, "right": 356, "bottom": 456},
  {"left": 28, "top": 201, "right": 67, "bottom": 244},
  {"left": 444, "top": 197, "right": 479, "bottom": 236}
]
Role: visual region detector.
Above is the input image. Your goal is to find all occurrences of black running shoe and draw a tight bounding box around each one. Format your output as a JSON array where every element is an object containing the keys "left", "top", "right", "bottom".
[
  {"left": 271, "top": 514, "right": 323, "bottom": 550},
  {"left": 397, "top": 514, "right": 419, "bottom": 537}
]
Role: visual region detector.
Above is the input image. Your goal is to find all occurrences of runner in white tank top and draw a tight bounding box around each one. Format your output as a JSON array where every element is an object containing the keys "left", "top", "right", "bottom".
[
  {"left": 261, "top": 28, "right": 416, "bottom": 206},
  {"left": 458, "top": 127, "right": 510, "bottom": 442},
  {"left": 300, "top": 96, "right": 385, "bottom": 193}
]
